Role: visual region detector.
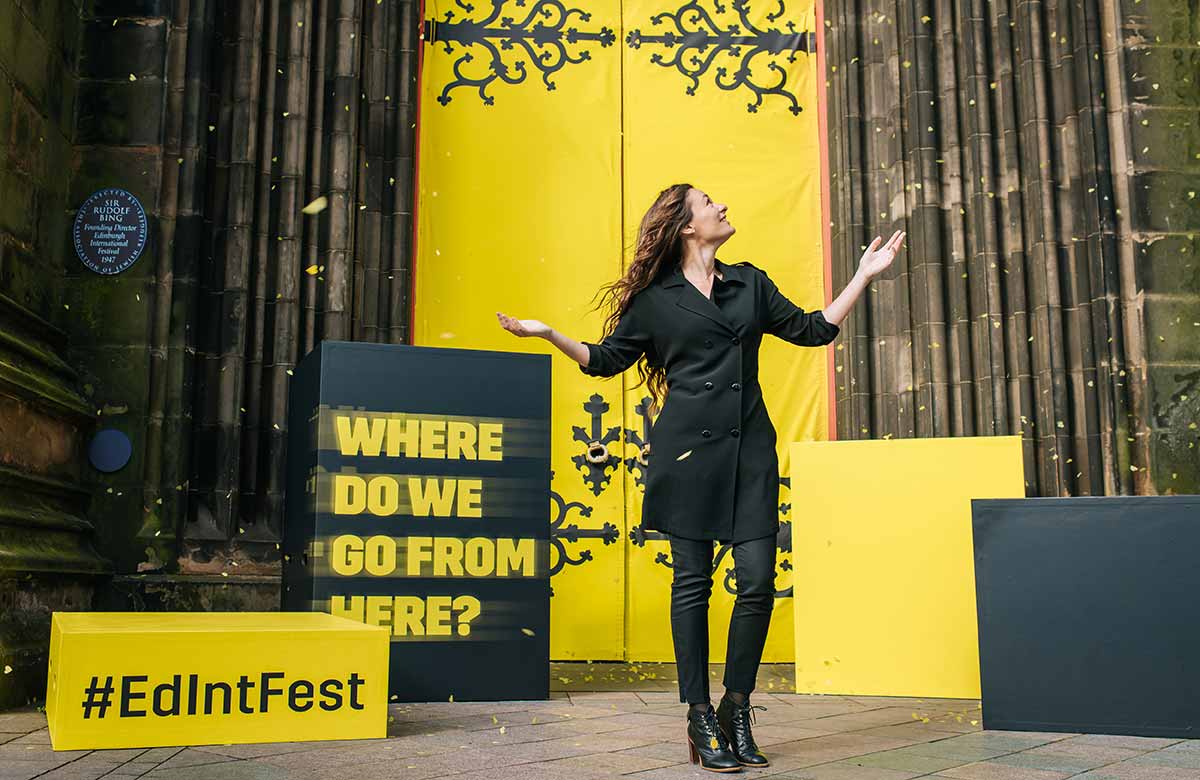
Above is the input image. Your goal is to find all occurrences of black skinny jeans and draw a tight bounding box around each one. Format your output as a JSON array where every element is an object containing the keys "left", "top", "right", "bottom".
[{"left": 669, "top": 534, "right": 776, "bottom": 704}]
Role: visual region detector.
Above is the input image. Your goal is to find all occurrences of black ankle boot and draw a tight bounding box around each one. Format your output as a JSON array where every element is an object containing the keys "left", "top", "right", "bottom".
[
  {"left": 686, "top": 705, "right": 742, "bottom": 773},
  {"left": 716, "top": 695, "right": 770, "bottom": 767}
]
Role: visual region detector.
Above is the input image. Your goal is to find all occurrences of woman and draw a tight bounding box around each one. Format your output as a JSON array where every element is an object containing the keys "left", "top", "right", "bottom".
[{"left": 497, "top": 184, "right": 902, "bottom": 773}]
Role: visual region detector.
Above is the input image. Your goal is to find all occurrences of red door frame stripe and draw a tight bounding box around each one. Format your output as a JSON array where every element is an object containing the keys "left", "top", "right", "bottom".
[{"left": 814, "top": 0, "right": 838, "bottom": 442}]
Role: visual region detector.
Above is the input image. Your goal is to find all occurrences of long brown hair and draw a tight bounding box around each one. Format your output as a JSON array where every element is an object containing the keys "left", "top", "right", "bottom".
[{"left": 592, "top": 183, "right": 694, "bottom": 415}]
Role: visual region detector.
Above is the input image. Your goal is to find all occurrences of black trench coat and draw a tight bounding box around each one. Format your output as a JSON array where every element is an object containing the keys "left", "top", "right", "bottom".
[{"left": 579, "top": 258, "right": 840, "bottom": 543}]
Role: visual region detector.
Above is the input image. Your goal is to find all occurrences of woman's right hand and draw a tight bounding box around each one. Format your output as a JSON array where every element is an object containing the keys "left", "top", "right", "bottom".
[{"left": 496, "top": 312, "right": 552, "bottom": 339}]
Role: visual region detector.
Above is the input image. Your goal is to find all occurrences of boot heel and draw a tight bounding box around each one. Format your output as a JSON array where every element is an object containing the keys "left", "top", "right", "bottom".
[{"left": 687, "top": 737, "right": 699, "bottom": 764}]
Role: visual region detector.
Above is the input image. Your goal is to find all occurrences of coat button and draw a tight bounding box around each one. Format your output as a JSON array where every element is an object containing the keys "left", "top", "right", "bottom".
[
  {"left": 704, "top": 339, "right": 713, "bottom": 348},
  {"left": 731, "top": 336, "right": 741, "bottom": 345},
  {"left": 701, "top": 429, "right": 712, "bottom": 438},
  {"left": 704, "top": 381, "right": 714, "bottom": 390},
  {"left": 731, "top": 382, "right": 741, "bottom": 392},
  {"left": 730, "top": 428, "right": 740, "bottom": 438}
]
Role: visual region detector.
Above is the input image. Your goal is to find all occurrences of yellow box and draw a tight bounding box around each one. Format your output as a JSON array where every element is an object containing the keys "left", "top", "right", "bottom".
[
  {"left": 46, "top": 612, "right": 389, "bottom": 750},
  {"left": 790, "top": 436, "right": 1025, "bottom": 699}
]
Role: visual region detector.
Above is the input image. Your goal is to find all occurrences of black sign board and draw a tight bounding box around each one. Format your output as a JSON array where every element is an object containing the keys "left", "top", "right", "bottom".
[
  {"left": 283, "top": 341, "right": 551, "bottom": 702},
  {"left": 972, "top": 496, "right": 1200, "bottom": 738},
  {"left": 72, "top": 188, "right": 148, "bottom": 275}
]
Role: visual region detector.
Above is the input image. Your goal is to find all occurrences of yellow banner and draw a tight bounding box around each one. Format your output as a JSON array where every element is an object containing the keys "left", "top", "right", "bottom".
[
  {"left": 416, "top": 0, "right": 828, "bottom": 662},
  {"left": 46, "top": 613, "right": 388, "bottom": 750},
  {"left": 416, "top": 0, "right": 626, "bottom": 661}
]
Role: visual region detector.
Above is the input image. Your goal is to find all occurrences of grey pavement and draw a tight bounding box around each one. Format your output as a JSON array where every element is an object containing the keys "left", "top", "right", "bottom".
[{"left": 2, "top": 664, "right": 1195, "bottom": 780}]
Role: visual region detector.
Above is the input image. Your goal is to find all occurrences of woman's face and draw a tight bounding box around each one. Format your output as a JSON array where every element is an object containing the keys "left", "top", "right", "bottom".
[{"left": 684, "top": 188, "right": 735, "bottom": 245}]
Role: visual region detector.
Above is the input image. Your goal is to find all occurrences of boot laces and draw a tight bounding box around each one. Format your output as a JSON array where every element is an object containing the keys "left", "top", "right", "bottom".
[{"left": 736, "top": 702, "right": 767, "bottom": 726}]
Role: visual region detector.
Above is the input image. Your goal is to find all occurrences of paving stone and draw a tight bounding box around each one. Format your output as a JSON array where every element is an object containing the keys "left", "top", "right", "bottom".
[
  {"left": 153, "top": 749, "right": 241, "bottom": 770},
  {"left": 603, "top": 763, "right": 713, "bottom": 779},
  {"left": 557, "top": 716, "right": 656, "bottom": 735},
  {"left": 797, "top": 707, "right": 938, "bottom": 732},
  {"left": 844, "top": 749, "right": 968, "bottom": 773},
  {"left": 614, "top": 742, "right": 692, "bottom": 762},
  {"left": 895, "top": 739, "right": 1015, "bottom": 761},
  {"left": 850, "top": 724, "right": 964, "bottom": 742},
  {"left": 989, "top": 750, "right": 1114, "bottom": 773},
  {"left": 932, "top": 732, "right": 1069, "bottom": 752},
  {"left": 1023, "top": 742, "right": 1144, "bottom": 762},
  {"left": 935, "top": 761, "right": 1073, "bottom": 780},
  {"left": 0, "top": 761, "right": 76, "bottom": 780},
  {"left": 454, "top": 720, "right": 583, "bottom": 745},
  {"left": 1, "top": 689, "right": 1193, "bottom": 780},
  {"left": 772, "top": 761, "right": 924, "bottom": 779},
  {"left": 770, "top": 733, "right": 914, "bottom": 765},
  {"left": 190, "top": 742, "right": 329, "bottom": 760},
  {"left": 637, "top": 692, "right": 685, "bottom": 705},
  {"left": 1060, "top": 735, "right": 1183, "bottom": 752},
  {"left": 77, "top": 748, "right": 148, "bottom": 761},
  {"left": 0, "top": 743, "right": 91, "bottom": 761},
  {"left": 1069, "top": 763, "right": 1200, "bottom": 779},
  {"left": 143, "top": 761, "right": 292, "bottom": 780},
  {"left": 744, "top": 723, "right": 837, "bottom": 746},
  {"left": 0, "top": 711, "right": 46, "bottom": 732},
  {"left": 543, "top": 750, "right": 677, "bottom": 774},
  {"left": 39, "top": 765, "right": 132, "bottom": 780},
  {"left": 528, "top": 730, "right": 662, "bottom": 755},
  {"left": 1152, "top": 741, "right": 1200, "bottom": 756},
  {"left": 1126, "top": 750, "right": 1200, "bottom": 769},
  {"left": 8, "top": 728, "right": 51, "bottom": 745}
]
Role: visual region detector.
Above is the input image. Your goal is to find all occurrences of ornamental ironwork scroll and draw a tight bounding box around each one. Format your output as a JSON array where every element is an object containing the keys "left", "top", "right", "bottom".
[
  {"left": 424, "top": 0, "right": 616, "bottom": 106},
  {"left": 625, "top": 0, "right": 815, "bottom": 116}
]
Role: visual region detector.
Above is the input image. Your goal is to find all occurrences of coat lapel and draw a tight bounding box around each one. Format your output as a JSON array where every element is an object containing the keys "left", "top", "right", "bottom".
[{"left": 661, "top": 261, "right": 743, "bottom": 335}]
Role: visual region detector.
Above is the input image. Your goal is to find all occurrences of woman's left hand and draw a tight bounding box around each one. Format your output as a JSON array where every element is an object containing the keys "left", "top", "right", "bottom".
[{"left": 857, "top": 230, "right": 905, "bottom": 280}]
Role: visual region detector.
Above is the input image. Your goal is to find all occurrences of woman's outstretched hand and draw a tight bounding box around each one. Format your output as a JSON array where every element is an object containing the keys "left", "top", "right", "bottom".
[
  {"left": 496, "top": 312, "right": 552, "bottom": 339},
  {"left": 857, "top": 230, "right": 905, "bottom": 280}
]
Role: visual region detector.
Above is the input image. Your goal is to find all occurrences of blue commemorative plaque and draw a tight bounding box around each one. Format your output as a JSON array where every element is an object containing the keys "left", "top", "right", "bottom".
[{"left": 73, "top": 189, "right": 148, "bottom": 275}]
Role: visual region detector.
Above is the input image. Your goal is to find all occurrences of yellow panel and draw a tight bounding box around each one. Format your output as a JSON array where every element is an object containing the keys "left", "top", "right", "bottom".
[
  {"left": 414, "top": 0, "right": 626, "bottom": 660},
  {"left": 623, "top": 0, "right": 828, "bottom": 663},
  {"left": 789, "top": 437, "right": 1026, "bottom": 698},
  {"left": 46, "top": 613, "right": 388, "bottom": 750}
]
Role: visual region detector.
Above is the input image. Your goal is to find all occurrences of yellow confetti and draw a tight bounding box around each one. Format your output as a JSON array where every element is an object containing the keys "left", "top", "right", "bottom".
[
  {"left": 129, "top": 73, "right": 137, "bottom": 81},
  {"left": 499, "top": 726, "right": 506, "bottom": 734},
  {"left": 676, "top": 450, "right": 693, "bottom": 461},
  {"left": 305, "top": 265, "right": 319, "bottom": 276},
  {"left": 492, "top": 715, "right": 498, "bottom": 724},
  {"left": 448, "top": 694, "right": 454, "bottom": 702},
  {"left": 520, "top": 628, "right": 535, "bottom": 636},
  {"left": 3, "top": 665, "right": 11, "bottom": 674},
  {"left": 302, "top": 196, "right": 328, "bottom": 215}
]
